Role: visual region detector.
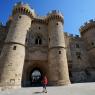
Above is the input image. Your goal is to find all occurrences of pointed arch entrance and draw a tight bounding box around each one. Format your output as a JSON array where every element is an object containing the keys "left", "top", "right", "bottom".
[
  {"left": 22, "top": 61, "right": 48, "bottom": 87},
  {"left": 30, "top": 68, "right": 43, "bottom": 86}
]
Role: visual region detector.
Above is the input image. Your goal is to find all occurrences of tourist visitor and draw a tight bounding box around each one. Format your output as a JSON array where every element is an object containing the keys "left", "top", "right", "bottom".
[{"left": 42, "top": 75, "right": 48, "bottom": 93}]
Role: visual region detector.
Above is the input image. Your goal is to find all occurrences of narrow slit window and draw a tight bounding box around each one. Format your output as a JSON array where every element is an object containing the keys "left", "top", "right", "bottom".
[
  {"left": 39, "top": 39, "right": 42, "bottom": 44},
  {"left": 56, "top": 22, "right": 58, "bottom": 25},
  {"left": 39, "top": 27, "right": 41, "bottom": 30},
  {"left": 49, "top": 38, "right": 50, "bottom": 42},
  {"left": 69, "top": 71, "right": 72, "bottom": 77},
  {"left": 35, "top": 36, "right": 42, "bottom": 45},
  {"left": 25, "top": 38, "right": 27, "bottom": 42},
  {"left": 76, "top": 44, "right": 80, "bottom": 48},
  {"left": 59, "top": 51, "right": 61, "bottom": 54},
  {"left": 76, "top": 52, "right": 81, "bottom": 59},
  {"left": 35, "top": 39, "right": 38, "bottom": 44},
  {"left": 91, "top": 42, "right": 94, "bottom": 46},
  {"left": 13, "top": 46, "right": 16, "bottom": 50}
]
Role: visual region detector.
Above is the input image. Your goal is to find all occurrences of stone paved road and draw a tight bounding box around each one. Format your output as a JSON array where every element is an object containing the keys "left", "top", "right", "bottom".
[{"left": 0, "top": 83, "right": 95, "bottom": 95}]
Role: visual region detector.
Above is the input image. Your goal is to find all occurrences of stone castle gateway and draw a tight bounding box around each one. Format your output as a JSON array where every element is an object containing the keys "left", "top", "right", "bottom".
[{"left": 0, "top": 2, "right": 95, "bottom": 88}]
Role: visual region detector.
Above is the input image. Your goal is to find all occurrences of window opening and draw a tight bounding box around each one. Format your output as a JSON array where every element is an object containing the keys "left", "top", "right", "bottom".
[
  {"left": 56, "top": 22, "right": 58, "bottom": 25},
  {"left": 35, "top": 36, "right": 42, "bottom": 45},
  {"left": 91, "top": 42, "right": 94, "bottom": 46},
  {"left": 76, "top": 52, "right": 81, "bottom": 59},
  {"left": 76, "top": 44, "right": 80, "bottom": 48},
  {"left": 39, "top": 27, "right": 41, "bottom": 30},
  {"left": 59, "top": 51, "right": 61, "bottom": 54},
  {"left": 13, "top": 46, "right": 16, "bottom": 50},
  {"left": 49, "top": 38, "right": 50, "bottom": 42},
  {"left": 35, "top": 39, "right": 38, "bottom": 44}
]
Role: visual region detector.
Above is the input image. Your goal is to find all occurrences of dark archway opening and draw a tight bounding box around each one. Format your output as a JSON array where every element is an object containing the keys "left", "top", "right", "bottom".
[
  {"left": 21, "top": 65, "right": 47, "bottom": 87},
  {"left": 30, "top": 68, "right": 43, "bottom": 87}
]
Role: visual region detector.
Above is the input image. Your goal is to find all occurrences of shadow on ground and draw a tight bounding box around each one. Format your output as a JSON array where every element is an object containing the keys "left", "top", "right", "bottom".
[{"left": 33, "top": 91, "right": 43, "bottom": 94}]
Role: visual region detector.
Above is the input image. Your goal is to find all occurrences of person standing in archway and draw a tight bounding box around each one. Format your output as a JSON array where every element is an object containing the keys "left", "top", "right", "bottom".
[{"left": 42, "top": 75, "right": 48, "bottom": 93}]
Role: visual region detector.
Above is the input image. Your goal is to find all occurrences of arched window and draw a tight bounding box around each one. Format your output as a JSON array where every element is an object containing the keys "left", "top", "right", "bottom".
[
  {"left": 39, "top": 39, "right": 42, "bottom": 44},
  {"left": 35, "top": 38, "right": 38, "bottom": 44},
  {"left": 76, "top": 44, "right": 80, "bottom": 48},
  {"left": 35, "top": 36, "right": 42, "bottom": 45},
  {"left": 91, "top": 42, "right": 94, "bottom": 46}
]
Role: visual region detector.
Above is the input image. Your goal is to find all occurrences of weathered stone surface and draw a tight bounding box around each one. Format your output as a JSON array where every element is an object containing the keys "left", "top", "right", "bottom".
[{"left": 0, "top": 2, "right": 95, "bottom": 89}]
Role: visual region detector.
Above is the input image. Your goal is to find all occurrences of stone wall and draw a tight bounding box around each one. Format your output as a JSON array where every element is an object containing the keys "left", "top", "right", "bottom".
[
  {"left": 64, "top": 33, "right": 91, "bottom": 82},
  {"left": 0, "top": 3, "right": 95, "bottom": 89}
]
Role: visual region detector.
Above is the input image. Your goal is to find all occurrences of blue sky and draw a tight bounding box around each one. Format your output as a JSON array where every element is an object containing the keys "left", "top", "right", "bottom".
[{"left": 0, "top": 0, "right": 95, "bottom": 35}]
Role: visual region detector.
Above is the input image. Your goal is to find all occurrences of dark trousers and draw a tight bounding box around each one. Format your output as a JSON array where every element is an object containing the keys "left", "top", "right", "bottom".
[{"left": 43, "top": 84, "right": 47, "bottom": 92}]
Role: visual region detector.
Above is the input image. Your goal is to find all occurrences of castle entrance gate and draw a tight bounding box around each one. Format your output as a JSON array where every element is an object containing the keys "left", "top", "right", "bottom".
[
  {"left": 30, "top": 68, "right": 43, "bottom": 86},
  {"left": 22, "top": 61, "right": 48, "bottom": 87}
]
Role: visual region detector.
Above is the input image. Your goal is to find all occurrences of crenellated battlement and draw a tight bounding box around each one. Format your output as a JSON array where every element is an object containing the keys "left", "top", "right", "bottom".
[
  {"left": 31, "top": 18, "right": 47, "bottom": 25},
  {"left": 12, "top": 3, "right": 64, "bottom": 24},
  {"left": 31, "top": 10, "right": 64, "bottom": 25},
  {"left": 46, "top": 10, "right": 64, "bottom": 23},
  {"left": 12, "top": 2, "right": 36, "bottom": 18},
  {"left": 80, "top": 19, "right": 95, "bottom": 35},
  {"left": 64, "top": 32, "right": 80, "bottom": 39}
]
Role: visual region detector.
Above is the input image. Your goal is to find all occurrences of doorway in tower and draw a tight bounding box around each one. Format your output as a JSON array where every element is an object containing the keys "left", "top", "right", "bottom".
[
  {"left": 22, "top": 67, "right": 44, "bottom": 87},
  {"left": 30, "top": 68, "right": 43, "bottom": 86},
  {"left": 21, "top": 61, "right": 48, "bottom": 87}
]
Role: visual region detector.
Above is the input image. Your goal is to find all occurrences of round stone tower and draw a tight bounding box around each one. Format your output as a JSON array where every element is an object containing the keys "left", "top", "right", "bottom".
[
  {"left": 47, "top": 10, "right": 70, "bottom": 85},
  {"left": 80, "top": 19, "right": 95, "bottom": 67},
  {"left": 0, "top": 2, "right": 35, "bottom": 88}
]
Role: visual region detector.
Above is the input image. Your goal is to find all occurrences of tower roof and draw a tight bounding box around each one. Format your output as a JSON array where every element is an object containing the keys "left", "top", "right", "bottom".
[{"left": 13, "top": 2, "right": 36, "bottom": 17}]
